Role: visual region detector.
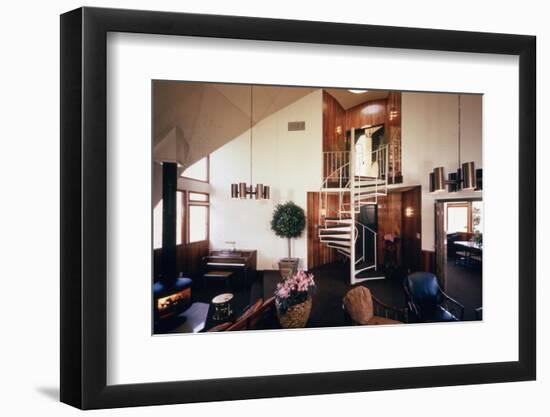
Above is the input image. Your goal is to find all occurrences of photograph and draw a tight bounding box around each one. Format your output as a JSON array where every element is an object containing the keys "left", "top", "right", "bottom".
[{"left": 152, "top": 82, "right": 483, "bottom": 334}]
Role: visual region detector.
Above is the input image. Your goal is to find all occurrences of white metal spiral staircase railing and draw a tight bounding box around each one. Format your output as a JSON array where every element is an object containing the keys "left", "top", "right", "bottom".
[{"left": 318, "top": 137, "right": 389, "bottom": 284}]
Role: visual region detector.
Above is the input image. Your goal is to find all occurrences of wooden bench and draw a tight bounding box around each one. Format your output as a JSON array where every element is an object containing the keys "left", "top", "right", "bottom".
[{"left": 203, "top": 270, "right": 234, "bottom": 290}]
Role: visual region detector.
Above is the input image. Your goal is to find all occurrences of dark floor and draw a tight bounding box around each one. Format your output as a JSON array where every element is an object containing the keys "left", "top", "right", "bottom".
[
  {"left": 257, "top": 259, "right": 482, "bottom": 326},
  {"left": 157, "top": 258, "right": 482, "bottom": 333},
  {"left": 446, "top": 257, "right": 483, "bottom": 321},
  {"left": 255, "top": 263, "right": 408, "bottom": 328}
]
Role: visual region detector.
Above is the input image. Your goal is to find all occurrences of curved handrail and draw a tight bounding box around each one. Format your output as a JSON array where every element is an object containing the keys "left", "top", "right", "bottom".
[
  {"left": 319, "top": 147, "right": 387, "bottom": 279},
  {"left": 319, "top": 162, "right": 351, "bottom": 225},
  {"left": 321, "top": 162, "right": 350, "bottom": 189},
  {"left": 355, "top": 219, "right": 377, "bottom": 236}
]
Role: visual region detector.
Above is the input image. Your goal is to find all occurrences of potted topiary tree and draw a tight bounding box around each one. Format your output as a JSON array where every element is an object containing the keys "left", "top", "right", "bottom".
[{"left": 270, "top": 201, "right": 306, "bottom": 278}]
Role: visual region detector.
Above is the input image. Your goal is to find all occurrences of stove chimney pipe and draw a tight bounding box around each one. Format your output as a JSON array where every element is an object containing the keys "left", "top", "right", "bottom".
[{"left": 161, "top": 162, "right": 178, "bottom": 283}]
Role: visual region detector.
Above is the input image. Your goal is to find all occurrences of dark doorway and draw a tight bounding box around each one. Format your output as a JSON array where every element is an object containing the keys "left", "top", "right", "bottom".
[
  {"left": 358, "top": 204, "right": 378, "bottom": 265},
  {"left": 376, "top": 186, "right": 422, "bottom": 274},
  {"left": 434, "top": 198, "right": 483, "bottom": 317}
]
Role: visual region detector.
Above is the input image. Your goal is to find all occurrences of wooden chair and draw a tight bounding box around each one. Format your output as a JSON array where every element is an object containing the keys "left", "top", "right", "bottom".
[
  {"left": 343, "top": 286, "right": 407, "bottom": 325},
  {"left": 227, "top": 298, "right": 263, "bottom": 331},
  {"left": 248, "top": 296, "right": 276, "bottom": 330},
  {"left": 206, "top": 322, "right": 233, "bottom": 332}
]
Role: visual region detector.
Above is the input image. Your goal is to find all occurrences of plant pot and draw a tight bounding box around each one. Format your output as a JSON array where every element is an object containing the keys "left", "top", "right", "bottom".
[
  {"left": 278, "top": 258, "right": 299, "bottom": 279},
  {"left": 276, "top": 296, "right": 312, "bottom": 328}
]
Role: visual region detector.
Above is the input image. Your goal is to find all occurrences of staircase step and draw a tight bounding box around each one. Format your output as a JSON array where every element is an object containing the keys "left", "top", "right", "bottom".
[
  {"left": 319, "top": 235, "right": 351, "bottom": 243},
  {"left": 354, "top": 175, "right": 377, "bottom": 180},
  {"left": 354, "top": 180, "right": 386, "bottom": 187},
  {"left": 354, "top": 191, "right": 386, "bottom": 197},
  {"left": 329, "top": 245, "right": 350, "bottom": 253},
  {"left": 325, "top": 240, "right": 351, "bottom": 248},
  {"left": 319, "top": 229, "right": 351, "bottom": 234},
  {"left": 354, "top": 269, "right": 385, "bottom": 282},
  {"left": 320, "top": 226, "right": 350, "bottom": 232},
  {"left": 319, "top": 234, "right": 351, "bottom": 240},
  {"left": 325, "top": 217, "right": 353, "bottom": 223},
  {"left": 355, "top": 262, "right": 376, "bottom": 274}
]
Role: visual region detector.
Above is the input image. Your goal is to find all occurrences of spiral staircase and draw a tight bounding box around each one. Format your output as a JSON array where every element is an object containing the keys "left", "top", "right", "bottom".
[{"left": 318, "top": 128, "right": 388, "bottom": 284}]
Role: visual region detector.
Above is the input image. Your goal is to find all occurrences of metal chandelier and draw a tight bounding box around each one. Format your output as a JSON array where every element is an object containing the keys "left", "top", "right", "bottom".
[
  {"left": 231, "top": 85, "right": 270, "bottom": 200},
  {"left": 429, "top": 94, "right": 482, "bottom": 193}
]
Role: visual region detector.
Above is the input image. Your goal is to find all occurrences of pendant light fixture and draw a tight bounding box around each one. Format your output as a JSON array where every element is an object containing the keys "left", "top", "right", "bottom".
[
  {"left": 230, "top": 85, "right": 270, "bottom": 200},
  {"left": 429, "top": 94, "right": 482, "bottom": 193}
]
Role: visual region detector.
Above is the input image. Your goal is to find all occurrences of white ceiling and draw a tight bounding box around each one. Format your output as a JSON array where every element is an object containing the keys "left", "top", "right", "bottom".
[{"left": 324, "top": 89, "right": 389, "bottom": 110}]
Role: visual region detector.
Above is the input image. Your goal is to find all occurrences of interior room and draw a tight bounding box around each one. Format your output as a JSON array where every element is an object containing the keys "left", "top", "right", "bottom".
[{"left": 152, "top": 81, "right": 483, "bottom": 333}]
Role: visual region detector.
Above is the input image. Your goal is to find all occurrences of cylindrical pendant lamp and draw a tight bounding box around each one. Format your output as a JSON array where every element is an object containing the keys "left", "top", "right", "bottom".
[
  {"left": 462, "top": 161, "right": 476, "bottom": 190},
  {"left": 255, "top": 184, "right": 264, "bottom": 200},
  {"left": 432, "top": 166, "right": 446, "bottom": 192}
]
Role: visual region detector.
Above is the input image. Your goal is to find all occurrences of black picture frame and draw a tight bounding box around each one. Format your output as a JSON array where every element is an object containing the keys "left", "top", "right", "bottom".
[{"left": 60, "top": 6, "right": 536, "bottom": 410}]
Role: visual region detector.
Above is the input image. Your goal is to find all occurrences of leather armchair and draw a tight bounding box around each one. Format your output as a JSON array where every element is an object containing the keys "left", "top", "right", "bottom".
[{"left": 404, "top": 272, "right": 464, "bottom": 322}]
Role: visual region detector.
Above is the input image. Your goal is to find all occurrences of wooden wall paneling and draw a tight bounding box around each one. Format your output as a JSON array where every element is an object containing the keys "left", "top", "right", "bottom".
[
  {"left": 376, "top": 193, "right": 402, "bottom": 267},
  {"left": 322, "top": 91, "right": 347, "bottom": 181},
  {"left": 401, "top": 186, "right": 422, "bottom": 273},
  {"left": 153, "top": 240, "right": 209, "bottom": 281},
  {"left": 345, "top": 98, "right": 387, "bottom": 130},
  {"left": 422, "top": 250, "right": 436, "bottom": 274},
  {"left": 322, "top": 91, "right": 347, "bottom": 153},
  {"left": 178, "top": 240, "right": 209, "bottom": 277},
  {"left": 307, "top": 192, "right": 338, "bottom": 269},
  {"left": 386, "top": 91, "right": 402, "bottom": 183}
]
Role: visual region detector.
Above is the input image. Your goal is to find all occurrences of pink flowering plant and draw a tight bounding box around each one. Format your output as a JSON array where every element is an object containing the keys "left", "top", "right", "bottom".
[{"left": 275, "top": 270, "right": 316, "bottom": 314}]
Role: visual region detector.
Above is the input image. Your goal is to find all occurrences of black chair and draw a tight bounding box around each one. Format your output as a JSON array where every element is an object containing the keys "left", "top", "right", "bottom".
[
  {"left": 446, "top": 233, "right": 460, "bottom": 258},
  {"left": 404, "top": 272, "right": 464, "bottom": 322}
]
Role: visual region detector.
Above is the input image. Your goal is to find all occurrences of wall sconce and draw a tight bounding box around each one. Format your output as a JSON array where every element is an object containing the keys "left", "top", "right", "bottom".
[
  {"left": 335, "top": 125, "right": 342, "bottom": 135},
  {"left": 405, "top": 207, "right": 415, "bottom": 218}
]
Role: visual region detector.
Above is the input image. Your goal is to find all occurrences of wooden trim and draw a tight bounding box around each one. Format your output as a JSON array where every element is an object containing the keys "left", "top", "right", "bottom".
[
  {"left": 422, "top": 250, "right": 436, "bottom": 274},
  {"left": 187, "top": 201, "right": 210, "bottom": 244},
  {"left": 177, "top": 190, "right": 186, "bottom": 245},
  {"left": 188, "top": 190, "right": 210, "bottom": 202},
  {"left": 446, "top": 202, "right": 471, "bottom": 233},
  {"left": 444, "top": 199, "right": 483, "bottom": 234}
]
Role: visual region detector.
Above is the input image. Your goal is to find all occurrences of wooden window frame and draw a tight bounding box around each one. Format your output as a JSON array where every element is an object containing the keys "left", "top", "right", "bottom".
[
  {"left": 188, "top": 191, "right": 210, "bottom": 203},
  {"left": 185, "top": 192, "right": 210, "bottom": 244},
  {"left": 446, "top": 201, "right": 472, "bottom": 233},
  {"left": 176, "top": 190, "right": 186, "bottom": 245}
]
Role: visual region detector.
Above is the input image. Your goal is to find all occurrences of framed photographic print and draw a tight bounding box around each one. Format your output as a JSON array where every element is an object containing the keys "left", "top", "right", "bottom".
[{"left": 60, "top": 6, "right": 536, "bottom": 410}]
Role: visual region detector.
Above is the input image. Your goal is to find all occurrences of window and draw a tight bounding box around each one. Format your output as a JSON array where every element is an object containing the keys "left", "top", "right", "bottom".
[
  {"left": 445, "top": 201, "right": 483, "bottom": 234},
  {"left": 188, "top": 205, "right": 209, "bottom": 243},
  {"left": 187, "top": 190, "right": 209, "bottom": 243},
  {"left": 153, "top": 200, "right": 163, "bottom": 249},
  {"left": 188, "top": 192, "right": 209, "bottom": 202},
  {"left": 446, "top": 204, "right": 469, "bottom": 233},
  {"left": 472, "top": 201, "right": 483, "bottom": 233},
  {"left": 176, "top": 191, "right": 185, "bottom": 245},
  {"left": 153, "top": 189, "right": 209, "bottom": 247},
  {"left": 153, "top": 191, "right": 185, "bottom": 249},
  {"left": 181, "top": 156, "right": 209, "bottom": 182}
]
